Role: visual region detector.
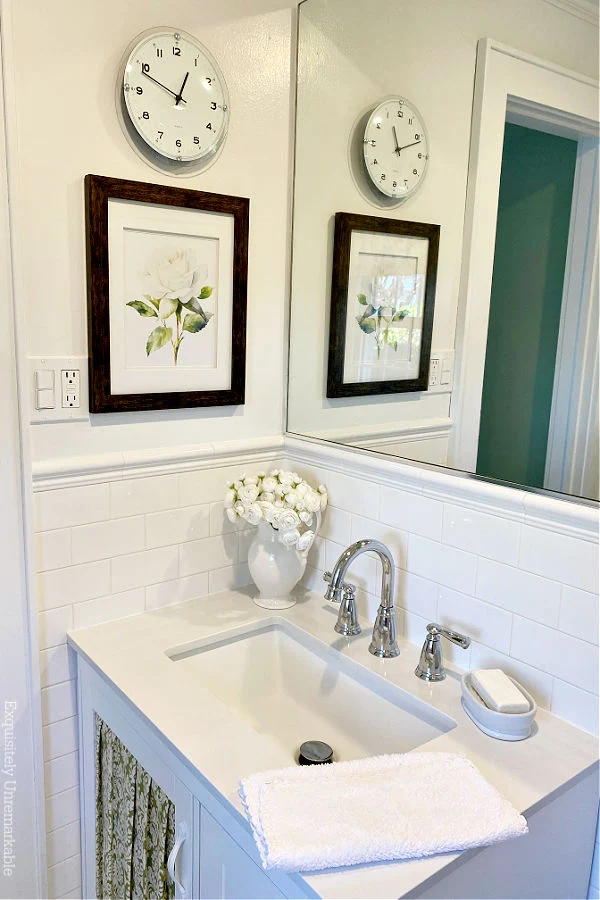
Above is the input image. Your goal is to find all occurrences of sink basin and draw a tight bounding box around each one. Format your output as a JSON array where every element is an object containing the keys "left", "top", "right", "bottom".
[{"left": 166, "top": 618, "right": 455, "bottom": 763}]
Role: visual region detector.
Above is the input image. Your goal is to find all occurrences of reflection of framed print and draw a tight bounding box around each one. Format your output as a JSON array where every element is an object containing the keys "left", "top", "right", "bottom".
[
  {"left": 85, "top": 175, "right": 248, "bottom": 413},
  {"left": 327, "top": 212, "right": 439, "bottom": 398}
]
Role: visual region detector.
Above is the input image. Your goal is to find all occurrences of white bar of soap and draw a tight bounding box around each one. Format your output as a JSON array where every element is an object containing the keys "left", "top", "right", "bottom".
[{"left": 470, "top": 669, "right": 530, "bottom": 714}]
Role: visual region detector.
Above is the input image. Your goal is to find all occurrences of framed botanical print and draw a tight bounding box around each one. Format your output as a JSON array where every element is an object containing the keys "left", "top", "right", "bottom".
[
  {"left": 327, "top": 212, "right": 439, "bottom": 398},
  {"left": 85, "top": 174, "right": 249, "bottom": 413}
]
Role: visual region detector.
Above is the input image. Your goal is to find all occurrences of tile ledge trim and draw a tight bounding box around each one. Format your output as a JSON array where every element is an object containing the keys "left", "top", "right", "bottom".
[
  {"left": 32, "top": 435, "right": 285, "bottom": 491},
  {"left": 284, "top": 435, "right": 599, "bottom": 542}
]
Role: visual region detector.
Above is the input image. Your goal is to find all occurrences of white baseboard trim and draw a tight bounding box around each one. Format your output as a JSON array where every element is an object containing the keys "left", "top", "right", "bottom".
[
  {"left": 32, "top": 435, "right": 285, "bottom": 491},
  {"left": 31, "top": 431, "right": 598, "bottom": 541},
  {"left": 283, "top": 435, "right": 599, "bottom": 542},
  {"left": 307, "top": 417, "right": 453, "bottom": 445}
]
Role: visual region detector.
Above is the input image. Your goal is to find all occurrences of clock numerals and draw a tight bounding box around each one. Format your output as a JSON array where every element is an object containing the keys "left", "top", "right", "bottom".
[
  {"left": 363, "top": 96, "right": 429, "bottom": 199},
  {"left": 122, "top": 28, "right": 229, "bottom": 164}
]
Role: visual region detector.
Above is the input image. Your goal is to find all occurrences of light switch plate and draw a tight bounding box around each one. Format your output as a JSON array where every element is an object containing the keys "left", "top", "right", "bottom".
[{"left": 29, "top": 357, "right": 89, "bottom": 422}]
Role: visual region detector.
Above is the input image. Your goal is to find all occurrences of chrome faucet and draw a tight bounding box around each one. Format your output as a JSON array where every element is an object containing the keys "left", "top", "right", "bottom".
[{"left": 323, "top": 539, "right": 399, "bottom": 658}]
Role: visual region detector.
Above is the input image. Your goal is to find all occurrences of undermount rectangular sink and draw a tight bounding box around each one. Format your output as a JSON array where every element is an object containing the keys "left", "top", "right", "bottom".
[{"left": 166, "top": 618, "right": 455, "bottom": 764}]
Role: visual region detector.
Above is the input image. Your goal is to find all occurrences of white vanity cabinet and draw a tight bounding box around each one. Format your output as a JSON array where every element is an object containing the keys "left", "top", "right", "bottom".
[{"left": 76, "top": 656, "right": 309, "bottom": 900}]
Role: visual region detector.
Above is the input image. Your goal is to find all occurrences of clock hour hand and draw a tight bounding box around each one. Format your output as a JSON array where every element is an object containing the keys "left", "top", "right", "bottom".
[
  {"left": 175, "top": 72, "right": 189, "bottom": 106},
  {"left": 141, "top": 70, "right": 187, "bottom": 104}
]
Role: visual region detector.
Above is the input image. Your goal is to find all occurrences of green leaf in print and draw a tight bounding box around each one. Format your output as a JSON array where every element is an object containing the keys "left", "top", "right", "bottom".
[
  {"left": 199, "top": 285, "right": 213, "bottom": 299},
  {"left": 126, "top": 299, "right": 158, "bottom": 318},
  {"left": 144, "top": 294, "right": 161, "bottom": 311},
  {"left": 392, "top": 309, "right": 409, "bottom": 322},
  {"left": 181, "top": 297, "right": 204, "bottom": 315},
  {"left": 357, "top": 293, "right": 368, "bottom": 305},
  {"left": 146, "top": 325, "right": 173, "bottom": 356},
  {"left": 357, "top": 315, "right": 377, "bottom": 334},
  {"left": 183, "top": 310, "right": 213, "bottom": 333},
  {"left": 158, "top": 297, "right": 179, "bottom": 320}
]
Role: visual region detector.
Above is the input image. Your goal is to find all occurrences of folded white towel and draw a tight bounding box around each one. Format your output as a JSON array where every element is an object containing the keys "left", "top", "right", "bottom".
[{"left": 239, "top": 752, "right": 528, "bottom": 872}]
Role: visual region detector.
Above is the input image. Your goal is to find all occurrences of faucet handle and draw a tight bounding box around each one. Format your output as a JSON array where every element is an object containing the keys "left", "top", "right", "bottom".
[
  {"left": 415, "top": 623, "right": 470, "bottom": 682},
  {"left": 426, "top": 623, "right": 471, "bottom": 649}
]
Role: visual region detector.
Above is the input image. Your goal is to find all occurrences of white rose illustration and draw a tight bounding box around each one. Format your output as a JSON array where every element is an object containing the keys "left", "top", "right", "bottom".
[
  {"left": 261, "top": 476, "right": 277, "bottom": 493},
  {"left": 278, "top": 470, "right": 295, "bottom": 485},
  {"left": 226, "top": 507, "right": 238, "bottom": 523},
  {"left": 147, "top": 250, "right": 208, "bottom": 304},
  {"left": 259, "top": 491, "right": 276, "bottom": 503},
  {"left": 299, "top": 510, "right": 313, "bottom": 526}
]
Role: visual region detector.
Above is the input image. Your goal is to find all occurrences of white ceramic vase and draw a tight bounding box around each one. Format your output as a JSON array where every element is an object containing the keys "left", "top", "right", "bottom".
[{"left": 248, "top": 520, "right": 307, "bottom": 609}]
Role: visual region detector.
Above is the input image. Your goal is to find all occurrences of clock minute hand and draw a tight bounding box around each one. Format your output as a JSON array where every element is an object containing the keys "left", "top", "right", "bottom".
[
  {"left": 392, "top": 125, "right": 401, "bottom": 155},
  {"left": 398, "top": 139, "right": 421, "bottom": 152},
  {"left": 175, "top": 72, "right": 189, "bottom": 106},
  {"left": 142, "top": 70, "right": 187, "bottom": 104}
]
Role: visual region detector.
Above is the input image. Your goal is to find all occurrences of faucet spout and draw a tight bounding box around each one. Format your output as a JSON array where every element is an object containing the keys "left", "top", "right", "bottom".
[{"left": 325, "top": 539, "right": 399, "bottom": 659}]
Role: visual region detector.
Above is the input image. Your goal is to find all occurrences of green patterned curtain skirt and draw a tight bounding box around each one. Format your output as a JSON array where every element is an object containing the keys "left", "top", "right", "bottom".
[{"left": 95, "top": 715, "right": 176, "bottom": 900}]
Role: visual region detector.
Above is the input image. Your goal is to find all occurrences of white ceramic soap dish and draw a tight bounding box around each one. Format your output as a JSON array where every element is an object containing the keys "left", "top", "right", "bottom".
[{"left": 461, "top": 673, "right": 537, "bottom": 741}]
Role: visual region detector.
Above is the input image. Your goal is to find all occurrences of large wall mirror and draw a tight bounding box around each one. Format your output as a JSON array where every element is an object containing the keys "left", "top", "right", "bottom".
[{"left": 287, "top": 0, "right": 599, "bottom": 503}]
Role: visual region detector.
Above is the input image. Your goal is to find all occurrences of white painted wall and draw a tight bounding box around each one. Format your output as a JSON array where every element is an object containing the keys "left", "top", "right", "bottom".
[
  {"left": 3, "top": 0, "right": 295, "bottom": 464},
  {"left": 287, "top": 0, "right": 598, "bottom": 454}
]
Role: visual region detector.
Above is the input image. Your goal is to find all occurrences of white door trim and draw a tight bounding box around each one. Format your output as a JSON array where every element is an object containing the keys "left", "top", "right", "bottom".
[
  {"left": 0, "top": 7, "right": 46, "bottom": 898},
  {"left": 545, "top": 137, "right": 599, "bottom": 497},
  {"left": 449, "top": 38, "right": 599, "bottom": 472}
]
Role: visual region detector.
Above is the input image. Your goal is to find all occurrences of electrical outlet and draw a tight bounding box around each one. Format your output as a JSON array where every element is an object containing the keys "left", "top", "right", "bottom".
[
  {"left": 427, "top": 350, "right": 454, "bottom": 393},
  {"left": 429, "top": 357, "right": 440, "bottom": 387},
  {"left": 61, "top": 369, "right": 80, "bottom": 408}
]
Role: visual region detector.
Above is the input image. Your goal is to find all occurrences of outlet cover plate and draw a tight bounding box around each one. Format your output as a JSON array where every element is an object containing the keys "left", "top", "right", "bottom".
[{"left": 29, "top": 357, "right": 89, "bottom": 423}]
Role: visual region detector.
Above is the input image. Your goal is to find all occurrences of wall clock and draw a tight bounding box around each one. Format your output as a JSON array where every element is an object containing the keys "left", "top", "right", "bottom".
[
  {"left": 347, "top": 95, "right": 430, "bottom": 207},
  {"left": 116, "top": 27, "right": 230, "bottom": 176}
]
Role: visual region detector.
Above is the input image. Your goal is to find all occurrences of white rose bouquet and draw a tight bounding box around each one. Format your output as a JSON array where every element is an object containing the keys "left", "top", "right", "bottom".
[{"left": 224, "top": 470, "right": 327, "bottom": 553}]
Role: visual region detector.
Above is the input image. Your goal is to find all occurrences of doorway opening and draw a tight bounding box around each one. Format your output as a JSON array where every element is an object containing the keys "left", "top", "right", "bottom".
[{"left": 476, "top": 122, "right": 578, "bottom": 489}]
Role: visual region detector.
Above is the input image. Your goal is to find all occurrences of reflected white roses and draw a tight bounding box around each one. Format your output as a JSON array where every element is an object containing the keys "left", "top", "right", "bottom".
[{"left": 225, "top": 470, "right": 328, "bottom": 553}]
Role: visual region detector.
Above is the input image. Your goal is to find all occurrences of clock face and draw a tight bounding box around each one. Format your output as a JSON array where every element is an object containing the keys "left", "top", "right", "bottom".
[
  {"left": 122, "top": 29, "right": 229, "bottom": 163},
  {"left": 363, "top": 97, "right": 429, "bottom": 199}
]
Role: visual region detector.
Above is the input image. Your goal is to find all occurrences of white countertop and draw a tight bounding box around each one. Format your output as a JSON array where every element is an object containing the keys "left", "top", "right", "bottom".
[{"left": 67, "top": 587, "right": 599, "bottom": 899}]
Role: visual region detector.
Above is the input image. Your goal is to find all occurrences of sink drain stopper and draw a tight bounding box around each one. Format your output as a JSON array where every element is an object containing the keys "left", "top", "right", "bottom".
[{"left": 298, "top": 740, "right": 334, "bottom": 766}]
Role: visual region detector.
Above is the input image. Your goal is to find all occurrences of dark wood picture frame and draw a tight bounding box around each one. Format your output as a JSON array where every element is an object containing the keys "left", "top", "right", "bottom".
[
  {"left": 327, "top": 212, "right": 439, "bottom": 398},
  {"left": 85, "top": 174, "right": 249, "bottom": 413}
]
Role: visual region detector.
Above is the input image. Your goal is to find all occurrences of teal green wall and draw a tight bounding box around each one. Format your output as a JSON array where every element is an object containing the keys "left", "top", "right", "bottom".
[{"left": 476, "top": 123, "right": 577, "bottom": 488}]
